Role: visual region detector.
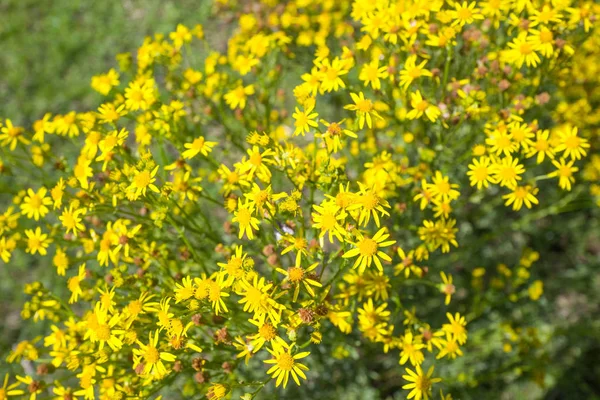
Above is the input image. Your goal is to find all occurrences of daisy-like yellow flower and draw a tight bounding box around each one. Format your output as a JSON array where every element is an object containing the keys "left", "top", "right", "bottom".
[
  {"left": 343, "top": 228, "right": 396, "bottom": 274},
  {"left": 0, "top": 119, "right": 29, "bottom": 150},
  {"left": 129, "top": 165, "right": 160, "bottom": 198},
  {"left": 467, "top": 156, "right": 497, "bottom": 189},
  {"left": 351, "top": 184, "right": 391, "bottom": 228},
  {"left": 238, "top": 275, "right": 284, "bottom": 324},
  {"left": 209, "top": 278, "right": 230, "bottom": 316},
  {"left": 68, "top": 264, "right": 87, "bottom": 304},
  {"left": 91, "top": 68, "right": 120, "bottom": 95},
  {"left": 426, "top": 171, "right": 460, "bottom": 202},
  {"left": 440, "top": 272, "right": 456, "bottom": 305},
  {"left": 132, "top": 330, "right": 176, "bottom": 377},
  {"left": 407, "top": 90, "right": 441, "bottom": 123},
  {"left": 0, "top": 374, "right": 25, "bottom": 398},
  {"left": 59, "top": 204, "right": 86, "bottom": 236},
  {"left": 124, "top": 78, "right": 156, "bottom": 111},
  {"left": 85, "top": 303, "right": 123, "bottom": 351},
  {"left": 344, "top": 92, "right": 382, "bottom": 129},
  {"left": 97, "top": 102, "right": 127, "bottom": 124},
  {"left": 292, "top": 103, "right": 319, "bottom": 136},
  {"left": 276, "top": 262, "right": 322, "bottom": 301},
  {"left": 436, "top": 333, "right": 464, "bottom": 360},
  {"left": 527, "top": 129, "right": 555, "bottom": 164},
  {"left": 442, "top": 312, "right": 468, "bottom": 344},
  {"left": 492, "top": 155, "right": 525, "bottom": 188},
  {"left": 312, "top": 202, "right": 347, "bottom": 243},
  {"left": 505, "top": 32, "right": 541, "bottom": 68},
  {"left": 399, "top": 331, "right": 426, "bottom": 366},
  {"left": 182, "top": 136, "right": 217, "bottom": 159},
  {"left": 318, "top": 57, "right": 348, "bottom": 93},
  {"left": 25, "top": 227, "right": 51, "bottom": 256},
  {"left": 264, "top": 343, "right": 310, "bottom": 388},
  {"left": 232, "top": 199, "right": 260, "bottom": 240},
  {"left": 451, "top": 1, "right": 484, "bottom": 27},
  {"left": 317, "top": 119, "right": 357, "bottom": 153},
  {"left": 553, "top": 126, "right": 590, "bottom": 161},
  {"left": 359, "top": 58, "right": 389, "bottom": 90},
  {"left": 503, "top": 185, "right": 539, "bottom": 210},
  {"left": 248, "top": 315, "right": 287, "bottom": 353},
  {"left": 399, "top": 55, "right": 433, "bottom": 90},
  {"left": 20, "top": 187, "right": 52, "bottom": 221},
  {"left": 402, "top": 365, "right": 442, "bottom": 400},
  {"left": 224, "top": 83, "right": 255, "bottom": 110},
  {"left": 548, "top": 158, "right": 578, "bottom": 191}
]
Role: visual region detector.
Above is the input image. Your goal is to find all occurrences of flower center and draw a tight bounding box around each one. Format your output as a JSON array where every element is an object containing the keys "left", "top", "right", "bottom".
[
  {"left": 359, "top": 238, "right": 378, "bottom": 257},
  {"left": 288, "top": 267, "right": 304, "bottom": 283},
  {"left": 144, "top": 346, "right": 160, "bottom": 364},
  {"left": 259, "top": 323, "right": 276, "bottom": 340},
  {"left": 277, "top": 353, "right": 295, "bottom": 371}
]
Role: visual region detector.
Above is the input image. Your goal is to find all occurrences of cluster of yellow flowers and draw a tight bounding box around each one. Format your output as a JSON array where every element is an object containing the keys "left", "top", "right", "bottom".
[{"left": 1, "top": 0, "right": 598, "bottom": 399}]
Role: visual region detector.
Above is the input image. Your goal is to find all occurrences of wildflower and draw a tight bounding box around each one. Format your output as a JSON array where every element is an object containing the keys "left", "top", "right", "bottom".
[
  {"left": 232, "top": 199, "right": 260, "bottom": 240},
  {"left": 124, "top": 78, "right": 156, "bottom": 111},
  {"left": 394, "top": 248, "right": 422, "bottom": 278},
  {"left": 0, "top": 374, "right": 25, "bottom": 398},
  {"left": 0, "top": 119, "right": 28, "bottom": 150},
  {"left": 277, "top": 262, "right": 322, "bottom": 301},
  {"left": 426, "top": 171, "right": 460, "bottom": 202},
  {"left": 554, "top": 126, "right": 590, "bottom": 161},
  {"left": 97, "top": 102, "right": 127, "bottom": 124},
  {"left": 402, "top": 365, "right": 441, "bottom": 400},
  {"left": 312, "top": 202, "right": 347, "bottom": 243},
  {"left": 451, "top": 1, "right": 484, "bottom": 27},
  {"left": 440, "top": 272, "right": 456, "bottom": 305},
  {"left": 238, "top": 275, "right": 283, "bottom": 323},
  {"left": 53, "top": 248, "right": 69, "bottom": 276},
  {"left": 442, "top": 312, "right": 468, "bottom": 344},
  {"left": 503, "top": 185, "right": 539, "bottom": 210},
  {"left": 407, "top": 90, "right": 440, "bottom": 123},
  {"left": 59, "top": 205, "right": 86, "bottom": 236},
  {"left": 129, "top": 165, "right": 160, "bottom": 197},
  {"left": 132, "top": 330, "right": 176, "bottom": 377},
  {"left": 352, "top": 185, "right": 391, "bottom": 227},
  {"left": 248, "top": 316, "right": 287, "bottom": 353},
  {"left": 67, "top": 264, "right": 87, "bottom": 304},
  {"left": 224, "top": 84, "right": 255, "bottom": 110},
  {"left": 343, "top": 228, "right": 396, "bottom": 274},
  {"left": 292, "top": 103, "right": 319, "bottom": 136},
  {"left": 400, "top": 55, "right": 432, "bottom": 90},
  {"left": 359, "top": 58, "right": 388, "bottom": 90},
  {"left": 467, "top": 156, "right": 496, "bottom": 189},
  {"left": 399, "top": 332, "right": 425, "bottom": 366},
  {"left": 182, "top": 136, "right": 217, "bottom": 159},
  {"left": 318, "top": 58, "right": 348, "bottom": 93},
  {"left": 505, "top": 32, "right": 541, "bottom": 68},
  {"left": 549, "top": 158, "right": 578, "bottom": 191},
  {"left": 91, "top": 68, "right": 120, "bottom": 95},
  {"left": 344, "top": 92, "right": 383, "bottom": 129},
  {"left": 208, "top": 278, "right": 230, "bottom": 315},
  {"left": 25, "top": 227, "right": 51, "bottom": 256},
  {"left": 527, "top": 129, "right": 555, "bottom": 164},
  {"left": 20, "top": 187, "right": 52, "bottom": 220},
  {"left": 317, "top": 119, "right": 357, "bottom": 153},
  {"left": 436, "top": 334, "right": 464, "bottom": 360},
  {"left": 492, "top": 155, "right": 525, "bottom": 188},
  {"left": 264, "top": 343, "right": 309, "bottom": 388}
]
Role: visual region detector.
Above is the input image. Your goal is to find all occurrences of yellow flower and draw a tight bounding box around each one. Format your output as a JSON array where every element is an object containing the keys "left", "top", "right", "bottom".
[
  {"left": 548, "top": 158, "right": 578, "bottom": 191},
  {"left": 182, "top": 136, "right": 217, "bottom": 159},
  {"left": 276, "top": 262, "right": 322, "bottom": 301},
  {"left": 129, "top": 165, "right": 160, "bottom": 198},
  {"left": 264, "top": 343, "right": 310, "bottom": 388},
  {"left": 312, "top": 202, "right": 347, "bottom": 243},
  {"left": 232, "top": 198, "right": 260, "bottom": 240},
  {"left": 399, "top": 55, "right": 432, "bottom": 90},
  {"left": 344, "top": 92, "right": 383, "bottom": 129},
  {"left": 399, "top": 331, "right": 425, "bottom": 366},
  {"left": 359, "top": 58, "right": 389, "bottom": 90},
  {"left": 292, "top": 103, "right": 319, "bottom": 136},
  {"left": 20, "top": 187, "right": 52, "bottom": 221},
  {"left": 68, "top": 264, "right": 87, "bottom": 304},
  {"left": 343, "top": 228, "right": 396, "bottom": 274},
  {"left": 0, "top": 374, "right": 25, "bottom": 398},
  {"left": 25, "top": 227, "right": 51, "bottom": 256},
  {"left": 505, "top": 32, "right": 541, "bottom": 68},
  {"left": 407, "top": 90, "right": 440, "bottom": 122},
  {"left": 502, "top": 185, "right": 539, "bottom": 210},
  {"left": 553, "top": 126, "right": 590, "bottom": 161},
  {"left": 0, "top": 119, "right": 29, "bottom": 150},
  {"left": 442, "top": 312, "right": 468, "bottom": 345},
  {"left": 491, "top": 155, "right": 525, "bottom": 188},
  {"left": 91, "top": 68, "right": 120, "bottom": 95},
  {"left": 59, "top": 204, "right": 86, "bottom": 236},
  {"left": 224, "top": 83, "right": 255, "bottom": 110},
  {"left": 132, "top": 330, "right": 176, "bottom": 377},
  {"left": 402, "top": 365, "right": 441, "bottom": 400},
  {"left": 467, "top": 156, "right": 497, "bottom": 189}
]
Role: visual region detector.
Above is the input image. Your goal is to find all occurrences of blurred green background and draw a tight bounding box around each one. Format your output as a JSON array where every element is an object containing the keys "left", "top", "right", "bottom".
[{"left": 0, "top": 0, "right": 212, "bottom": 126}]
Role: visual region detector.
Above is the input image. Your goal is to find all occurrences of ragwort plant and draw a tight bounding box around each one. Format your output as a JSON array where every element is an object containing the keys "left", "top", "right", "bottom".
[{"left": 1, "top": 0, "right": 599, "bottom": 399}]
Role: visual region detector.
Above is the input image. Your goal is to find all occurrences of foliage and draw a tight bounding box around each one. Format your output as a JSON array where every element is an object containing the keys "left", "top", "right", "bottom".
[{"left": 1, "top": 1, "right": 599, "bottom": 399}]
